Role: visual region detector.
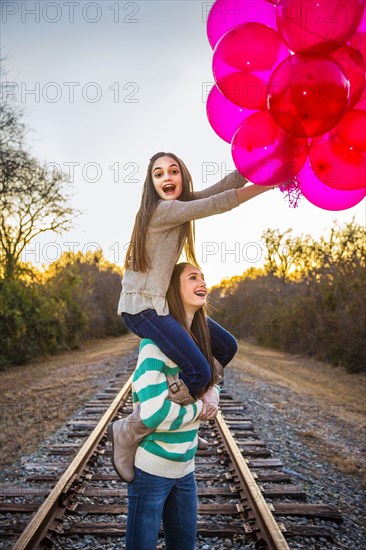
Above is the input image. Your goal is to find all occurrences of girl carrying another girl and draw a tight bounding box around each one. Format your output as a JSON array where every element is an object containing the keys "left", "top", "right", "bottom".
[
  {"left": 109, "top": 151, "right": 280, "bottom": 482},
  {"left": 124, "top": 262, "right": 221, "bottom": 550}
]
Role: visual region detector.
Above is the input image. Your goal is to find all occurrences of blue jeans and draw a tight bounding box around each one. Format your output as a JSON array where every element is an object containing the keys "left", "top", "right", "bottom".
[
  {"left": 122, "top": 310, "right": 238, "bottom": 395},
  {"left": 126, "top": 467, "right": 197, "bottom": 550}
]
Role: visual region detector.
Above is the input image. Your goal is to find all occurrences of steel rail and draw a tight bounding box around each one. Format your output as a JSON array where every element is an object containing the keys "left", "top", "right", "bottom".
[
  {"left": 13, "top": 375, "right": 133, "bottom": 550},
  {"left": 214, "top": 410, "right": 290, "bottom": 550}
]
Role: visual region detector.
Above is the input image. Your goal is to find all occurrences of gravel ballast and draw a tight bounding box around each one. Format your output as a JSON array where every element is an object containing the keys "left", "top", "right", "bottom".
[
  {"left": 222, "top": 364, "right": 365, "bottom": 550},
  {"left": 1, "top": 347, "right": 365, "bottom": 549}
]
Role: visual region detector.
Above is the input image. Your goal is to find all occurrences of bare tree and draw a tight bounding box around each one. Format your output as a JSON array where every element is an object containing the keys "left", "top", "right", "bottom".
[
  {"left": 262, "top": 228, "right": 310, "bottom": 281},
  {"left": 0, "top": 101, "right": 78, "bottom": 279}
]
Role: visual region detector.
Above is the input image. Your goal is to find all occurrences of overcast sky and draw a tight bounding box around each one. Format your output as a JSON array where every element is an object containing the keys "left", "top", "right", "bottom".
[{"left": 2, "top": 0, "right": 365, "bottom": 287}]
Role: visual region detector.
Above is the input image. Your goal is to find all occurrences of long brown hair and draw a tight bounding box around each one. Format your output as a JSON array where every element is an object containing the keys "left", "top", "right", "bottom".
[
  {"left": 166, "top": 262, "right": 216, "bottom": 391},
  {"left": 124, "top": 152, "right": 198, "bottom": 272}
]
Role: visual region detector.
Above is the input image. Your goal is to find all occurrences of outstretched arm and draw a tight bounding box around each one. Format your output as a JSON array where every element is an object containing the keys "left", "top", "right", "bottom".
[
  {"left": 152, "top": 182, "right": 281, "bottom": 231},
  {"left": 192, "top": 170, "right": 248, "bottom": 199},
  {"left": 235, "top": 183, "right": 278, "bottom": 204}
]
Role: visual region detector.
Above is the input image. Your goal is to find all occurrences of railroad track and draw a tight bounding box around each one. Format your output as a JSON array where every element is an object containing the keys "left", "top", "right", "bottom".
[{"left": 0, "top": 350, "right": 342, "bottom": 549}]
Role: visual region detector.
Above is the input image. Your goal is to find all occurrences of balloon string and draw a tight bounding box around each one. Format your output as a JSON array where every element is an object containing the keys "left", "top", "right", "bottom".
[{"left": 279, "top": 176, "right": 304, "bottom": 208}]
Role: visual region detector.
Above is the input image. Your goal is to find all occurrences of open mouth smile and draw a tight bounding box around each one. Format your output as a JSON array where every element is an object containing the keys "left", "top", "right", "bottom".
[
  {"left": 162, "top": 183, "right": 176, "bottom": 194},
  {"left": 194, "top": 290, "right": 206, "bottom": 297}
]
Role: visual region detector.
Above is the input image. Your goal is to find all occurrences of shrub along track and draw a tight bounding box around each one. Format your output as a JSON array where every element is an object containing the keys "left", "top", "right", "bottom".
[{"left": 0, "top": 350, "right": 342, "bottom": 549}]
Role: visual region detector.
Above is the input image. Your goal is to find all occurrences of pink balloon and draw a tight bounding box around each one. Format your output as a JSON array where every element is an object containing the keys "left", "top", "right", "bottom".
[
  {"left": 351, "top": 31, "right": 366, "bottom": 62},
  {"left": 214, "top": 22, "right": 283, "bottom": 72},
  {"left": 349, "top": 4, "right": 366, "bottom": 61},
  {"left": 206, "top": 85, "right": 253, "bottom": 143},
  {"left": 268, "top": 53, "right": 350, "bottom": 138},
  {"left": 213, "top": 67, "right": 268, "bottom": 110},
  {"left": 213, "top": 24, "right": 289, "bottom": 109},
  {"left": 355, "top": 86, "right": 366, "bottom": 110},
  {"left": 231, "top": 110, "right": 309, "bottom": 185},
  {"left": 309, "top": 129, "right": 366, "bottom": 190},
  {"left": 299, "top": 159, "right": 366, "bottom": 210},
  {"left": 331, "top": 44, "right": 366, "bottom": 110},
  {"left": 207, "top": 0, "right": 277, "bottom": 49},
  {"left": 276, "top": 0, "right": 365, "bottom": 54},
  {"left": 337, "top": 109, "right": 366, "bottom": 152}
]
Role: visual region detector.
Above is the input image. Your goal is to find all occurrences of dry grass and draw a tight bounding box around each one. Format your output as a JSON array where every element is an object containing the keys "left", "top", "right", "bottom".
[
  {"left": 0, "top": 335, "right": 139, "bottom": 468},
  {"left": 234, "top": 341, "right": 366, "bottom": 428},
  {"left": 1, "top": 336, "right": 365, "bottom": 483},
  {"left": 232, "top": 341, "right": 366, "bottom": 484},
  {"left": 297, "top": 429, "right": 365, "bottom": 483}
]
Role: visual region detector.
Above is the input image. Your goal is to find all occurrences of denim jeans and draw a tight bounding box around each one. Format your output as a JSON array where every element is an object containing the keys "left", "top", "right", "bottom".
[
  {"left": 126, "top": 467, "right": 197, "bottom": 550},
  {"left": 122, "top": 309, "right": 238, "bottom": 395}
]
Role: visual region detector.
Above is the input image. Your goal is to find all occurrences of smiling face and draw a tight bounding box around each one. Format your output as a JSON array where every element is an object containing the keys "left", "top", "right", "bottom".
[
  {"left": 179, "top": 265, "right": 207, "bottom": 314},
  {"left": 151, "top": 155, "right": 183, "bottom": 200}
]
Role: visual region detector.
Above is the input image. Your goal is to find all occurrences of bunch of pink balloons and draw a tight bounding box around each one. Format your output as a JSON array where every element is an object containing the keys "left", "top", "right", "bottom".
[{"left": 206, "top": 0, "right": 366, "bottom": 210}]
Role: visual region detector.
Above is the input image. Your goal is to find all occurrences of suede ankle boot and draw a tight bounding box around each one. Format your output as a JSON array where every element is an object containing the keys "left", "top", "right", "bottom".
[{"left": 108, "top": 405, "right": 153, "bottom": 483}]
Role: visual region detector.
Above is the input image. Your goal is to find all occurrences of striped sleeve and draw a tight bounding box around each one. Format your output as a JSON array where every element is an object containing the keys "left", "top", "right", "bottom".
[{"left": 133, "top": 340, "right": 203, "bottom": 430}]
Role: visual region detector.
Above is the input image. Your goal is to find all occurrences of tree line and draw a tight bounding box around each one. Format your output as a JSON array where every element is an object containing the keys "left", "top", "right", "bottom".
[
  {"left": 0, "top": 95, "right": 127, "bottom": 368},
  {"left": 0, "top": 251, "right": 127, "bottom": 367},
  {"left": 208, "top": 220, "right": 366, "bottom": 372},
  {"left": 1, "top": 95, "right": 364, "bottom": 371}
]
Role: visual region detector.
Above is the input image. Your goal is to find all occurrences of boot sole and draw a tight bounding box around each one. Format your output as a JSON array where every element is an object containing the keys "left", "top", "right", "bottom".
[{"left": 107, "top": 422, "right": 134, "bottom": 483}]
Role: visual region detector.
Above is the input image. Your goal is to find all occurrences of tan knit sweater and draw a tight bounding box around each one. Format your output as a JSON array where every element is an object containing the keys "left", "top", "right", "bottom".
[{"left": 117, "top": 171, "right": 245, "bottom": 316}]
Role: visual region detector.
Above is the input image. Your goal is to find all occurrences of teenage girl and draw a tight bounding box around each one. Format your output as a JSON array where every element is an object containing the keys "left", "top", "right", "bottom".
[
  {"left": 109, "top": 151, "right": 280, "bottom": 481},
  {"left": 118, "top": 151, "right": 277, "bottom": 393}
]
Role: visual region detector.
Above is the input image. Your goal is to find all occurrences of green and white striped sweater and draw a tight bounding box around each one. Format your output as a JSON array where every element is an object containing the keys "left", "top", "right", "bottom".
[{"left": 132, "top": 338, "right": 219, "bottom": 479}]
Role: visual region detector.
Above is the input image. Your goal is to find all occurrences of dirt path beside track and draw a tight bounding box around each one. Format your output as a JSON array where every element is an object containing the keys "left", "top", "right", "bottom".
[
  {"left": 1, "top": 336, "right": 365, "bottom": 479},
  {"left": 0, "top": 335, "right": 139, "bottom": 467}
]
